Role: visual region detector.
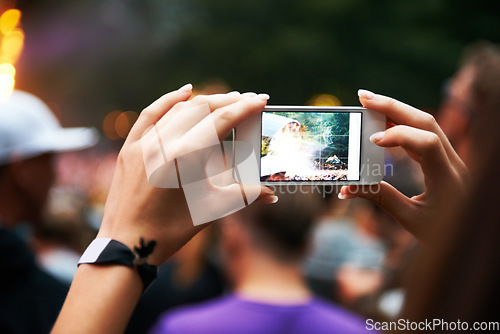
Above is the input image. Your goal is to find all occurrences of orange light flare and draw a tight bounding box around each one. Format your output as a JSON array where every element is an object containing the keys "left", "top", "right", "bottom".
[
  {"left": 103, "top": 110, "right": 122, "bottom": 140},
  {"left": 0, "top": 9, "right": 21, "bottom": 35},
  {"left": 0, "top": 62, "right": 15, "bottom": 101},
  {"left": 115, "top": 111, "right": 138, "bottom": 139},
  {"left": 103, "top": 110, "right": 139, "bottom": 140},
  {"left": 0, "top": 8, "right": 24, "bottom": 100},
  {"left": 308, "top": 93, "right": 342, "bottom": 107},
  {"left": 1, "top": 28, "right": 24, "bottom": 61}
]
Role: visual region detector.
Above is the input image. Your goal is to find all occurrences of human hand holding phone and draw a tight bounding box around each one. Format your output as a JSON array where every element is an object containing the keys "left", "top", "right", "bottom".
[
  {"left": 99, "top": 86, "right": 276, "bottom": 265},
  {"left": 53, "top": 86, "right": 276, "bottom": 334},
  {"left": 339, "top": 90, "right": 469, "bottom": 241}
]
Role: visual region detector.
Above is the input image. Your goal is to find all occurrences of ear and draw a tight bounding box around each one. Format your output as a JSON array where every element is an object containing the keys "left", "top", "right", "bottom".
[
  {"left": 220, "top": 214, "right": 243, "bottom": 240},
  {"left": 7, "top": 160, "right": 28, "bottom": 187},
  {"left": 219, "top": 214, "right": 249, "bottom": 255}
]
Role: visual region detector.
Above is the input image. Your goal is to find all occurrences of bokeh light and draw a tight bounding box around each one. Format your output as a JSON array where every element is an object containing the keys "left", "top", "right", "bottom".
[
  {"left": 115, "top": 111, "right": 138, "bottom": 139},
  {"left": 1, "top": 28, "right": 24, "bottom": 59},
  {"left": 0, "top": 9, "right": 21, "bottom": 35},
  {"left": 102, "top": 110, "right": 122, "bottom": 140},
  {"left": 0, "top": 8, "right": 24, "bottom": 100},
  {"left": 308, "top": 94, "right": 342, "bottom": 107},
  {"left": 0, "top": 62, "right": 15, "bottom": 76},
  {"left": 102, "top": 110, "right": 138, "bottom": 140},
  {"left": 0, "top": 71, "right": 15, "bottom": 99}
]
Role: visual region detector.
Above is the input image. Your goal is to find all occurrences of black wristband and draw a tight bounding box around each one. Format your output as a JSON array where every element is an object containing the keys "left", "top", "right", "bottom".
[{"left": 78, "top": 238, "right": 158, "bottom": 292}]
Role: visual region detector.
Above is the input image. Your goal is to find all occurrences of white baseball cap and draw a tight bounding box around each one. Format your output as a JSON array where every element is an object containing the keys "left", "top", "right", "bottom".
[{"left": 0, "top": 90, "right": 99, "bottom": 165}]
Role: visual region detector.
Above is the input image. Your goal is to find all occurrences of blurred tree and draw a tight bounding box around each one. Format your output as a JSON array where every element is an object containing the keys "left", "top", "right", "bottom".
[{"left": 13, "top": 0, "right": 500, "bottom": 133}]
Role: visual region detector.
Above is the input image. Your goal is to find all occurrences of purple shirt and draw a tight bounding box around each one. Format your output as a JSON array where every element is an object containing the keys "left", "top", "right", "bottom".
[{"left": 150, "top": 294, "right": 370, "bottom": 334}]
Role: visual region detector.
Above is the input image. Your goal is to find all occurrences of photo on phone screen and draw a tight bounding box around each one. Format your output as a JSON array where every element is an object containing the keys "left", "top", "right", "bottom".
[{"left": 260, "top": 111, "right": 362, "bottom": 182}]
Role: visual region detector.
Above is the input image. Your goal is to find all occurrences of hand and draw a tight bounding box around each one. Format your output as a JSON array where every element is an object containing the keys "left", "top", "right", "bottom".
[
  {"left": 97, "top": 85, "right": 276, "bottom": 265},
  {"left": 54, "top": 86, "right": 276, "bottom": 334},
  {"left": 339, "top": 90, "right": 469, "bottom": 241}
]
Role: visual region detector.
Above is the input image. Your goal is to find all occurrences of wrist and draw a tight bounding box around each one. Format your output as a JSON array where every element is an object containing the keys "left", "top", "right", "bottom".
[
  {"left": 97, "top": 215, "right": 166, "bottom": 266},
  {"left": 54, "top": 264, "right": 143, "bottom": 334},
  {"left": 78, "top": 237, "right": 158, "bottom": 291},
  {"left": 95, "top": 232, "right": 164, "bottom": 266}
]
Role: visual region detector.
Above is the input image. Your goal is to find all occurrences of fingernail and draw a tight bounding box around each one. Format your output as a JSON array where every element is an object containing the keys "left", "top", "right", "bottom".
[
  {"left": 256, "top": 93, "right": 270, "bottom": 101},
  {"left": 370, "top": 131, "right": 385, "bottom": 143},
  {"left": 358, "top": 89, "right": 375, "bottom": 99},
  {"left": 179, "top": 83, "right": 193, "bottom": 92},
  {"left": 267, "top": 195, "right": 279, "bottom": 204},
  {"left": 228, "top": 91, "right": 240, "bottom": 95},
  {"left": 338, "top": 192, "right": 356, "bottom": 200},
  {"left": 338, "top": 186, "right": 357, "bottom": 200}
]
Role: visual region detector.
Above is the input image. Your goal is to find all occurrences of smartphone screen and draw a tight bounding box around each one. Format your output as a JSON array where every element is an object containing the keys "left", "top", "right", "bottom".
[{"left": 260, "top": 111, "right": 362, "bottom": 182}]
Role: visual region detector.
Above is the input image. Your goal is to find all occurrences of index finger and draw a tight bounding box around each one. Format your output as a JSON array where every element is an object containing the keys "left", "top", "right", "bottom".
[
  {"left": 357, "top": 89, "right": 463, "bottom": 168},
  {"left": 129, "top": 84, "right": 193, "bottom": 141},
  {"left": 211, "top": 94, "right": 270, "bottom": 140},
  {"left": 161, "top": 92, "right": 244, "bottom": 124}
]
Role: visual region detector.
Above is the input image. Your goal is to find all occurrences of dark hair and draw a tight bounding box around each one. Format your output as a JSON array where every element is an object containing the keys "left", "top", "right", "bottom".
[
  {"left": 235, "top": 189, "right": 324, "bottom": 263},
  {"left": 463, "top": 42, "right": 500, "bottom": 110},
  {"left": 402, "top": 41, "right": 500, "bottom": 327},
  {"left": 463, "top": 41, "right": 500, "bottom": 153}
]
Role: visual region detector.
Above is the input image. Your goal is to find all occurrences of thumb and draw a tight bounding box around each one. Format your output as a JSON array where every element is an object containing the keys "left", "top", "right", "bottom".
[
  {"left": 240, "top": 184, "right": 277, "bottom": 205},
  {"left": 254, "top": 186, "right": 278, "bottom": 204}
]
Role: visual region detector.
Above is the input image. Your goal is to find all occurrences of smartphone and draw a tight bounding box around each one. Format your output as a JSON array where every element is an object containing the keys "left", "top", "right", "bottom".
[{"left": 233, "top": 106, "right": 385, "bottom": 185}]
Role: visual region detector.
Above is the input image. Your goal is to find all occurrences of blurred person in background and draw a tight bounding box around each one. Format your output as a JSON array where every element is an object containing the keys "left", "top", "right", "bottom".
[
  {"left": 303, "top": 197, "right": 387, "bottom": 303},
  {"left": 333, "top": 150, "right": 422, "bottom": 320},
  {"left": 332, "top": 41, "right": 500, "bottom": 325},
  {"left": 32, "top": 212, "right": 94, "bottom": 285},
  {"left": 305, "top": 143, "right": 423, "bottom": 320},
  {"left": 437, "top": 41, "right": 500, "bottom": 169},
  {"left": 399, "top": 40, "right": 500, "bottom": 330},
  {"left": 338, "top": 41, "right": 500, "bottom": 331},
  {"left": 334, "top": 200, "right": 418, "bottom": 321},
  {"left": 34, "top": 149, "right": 117, "bottom": 284},
  {"left": 150, "top": 192, "right": 371, "bottom": 334},
  {"left": 0, "top": 90, "right": 98, "bottom": 333}
]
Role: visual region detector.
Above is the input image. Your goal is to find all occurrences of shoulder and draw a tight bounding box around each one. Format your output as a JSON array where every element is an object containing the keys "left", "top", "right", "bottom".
[
  {"left": 150, "top": 295, "right": 373, "bottom": 334},
  {"left": 299, "top": 298, "right": 370, "bottom": 334},
  {"left": 150, "top": 295, "right": 237, "bottom": 334}
]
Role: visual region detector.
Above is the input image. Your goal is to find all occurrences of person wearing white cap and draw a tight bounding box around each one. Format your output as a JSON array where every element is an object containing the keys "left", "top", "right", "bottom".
[
  {"left": 0, "top": 90, "right": 98, "bottom": 164},
  {"left": 0, "top": 90, "right": 98, "bottom": 334}
]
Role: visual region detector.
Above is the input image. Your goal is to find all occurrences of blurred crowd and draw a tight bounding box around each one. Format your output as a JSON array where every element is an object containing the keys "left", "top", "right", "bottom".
[
  {"left": 1, "top": 94, "right": 424, "bottom": 333},
  {"left": 1, "top": 40, "right": 500, "bottom": 333},
  {"left": 26, "top": 145, "right": 423, "bottom": 333},
  {"left": 34, "top": 149, "right": 117, "bottom": 284}
]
